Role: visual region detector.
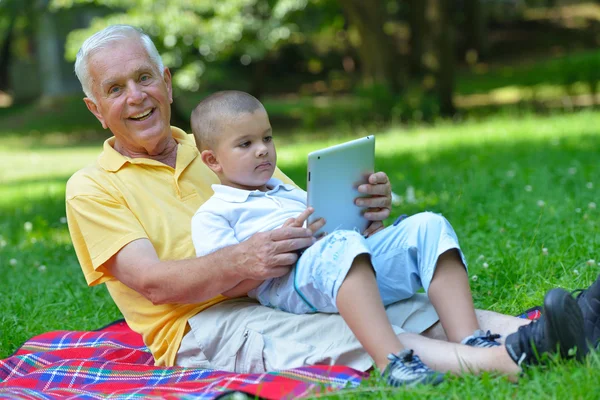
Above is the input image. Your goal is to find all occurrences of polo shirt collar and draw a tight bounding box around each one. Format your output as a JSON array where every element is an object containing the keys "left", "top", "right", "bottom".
[
  {"left": 212, "top": 178, "right": 296, "bottom": 203},
  {"left": 98, "top": 127, "right": 197, "bottom": 172}
]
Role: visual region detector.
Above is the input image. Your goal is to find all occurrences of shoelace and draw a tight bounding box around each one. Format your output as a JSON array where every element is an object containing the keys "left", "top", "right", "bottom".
[
  {"left": 463, "top": 330, "right": 501, "bottom": 347},
  {"left": 388, "top": 350, "right": 430, "bottom": 374}
]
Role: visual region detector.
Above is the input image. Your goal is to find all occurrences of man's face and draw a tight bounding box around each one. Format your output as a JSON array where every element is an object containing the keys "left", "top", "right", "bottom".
[
  {"left": 83, "top": 38, "right": 173, "bottom": 155},
  {"left": 213, "top": 109, "right": 277, "bottom": 191}
]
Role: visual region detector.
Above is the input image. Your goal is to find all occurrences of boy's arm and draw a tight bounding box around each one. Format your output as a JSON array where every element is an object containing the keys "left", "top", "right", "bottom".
[
  {"left": 192, "top": 211, "right": 265, "bottom": 298},
  {"left": 191, "top": 211, "right": 240, "bottom": 257}
]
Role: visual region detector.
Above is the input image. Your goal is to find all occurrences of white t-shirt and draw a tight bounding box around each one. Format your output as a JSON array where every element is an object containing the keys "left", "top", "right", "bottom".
[{"left": 191, "top": 178, "right": 307, "bottom": 257}]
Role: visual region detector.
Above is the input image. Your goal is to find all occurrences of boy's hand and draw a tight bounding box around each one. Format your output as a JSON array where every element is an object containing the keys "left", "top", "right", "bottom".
[
  {"left": 363, "top": 221, "right": 385, "bottom": 238},
  {"left": 356, "top": 171, "right": 392, "bottom": 222},
  {"left": 284, "top": 207, "right": 326, "bottom": 237}
]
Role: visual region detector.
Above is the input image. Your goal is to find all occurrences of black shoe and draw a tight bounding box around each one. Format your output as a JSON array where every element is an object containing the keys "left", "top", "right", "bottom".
[
  {"left": 505, "top": 288, "right": 586, "bottom": 366},
  {"left": 574, "top": 273, "right": 600, "bottom": 350}
]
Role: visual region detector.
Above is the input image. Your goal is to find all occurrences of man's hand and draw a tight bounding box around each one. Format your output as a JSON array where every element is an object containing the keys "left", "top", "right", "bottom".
[
  {"left": 356, "top": 171, "right": 392, "bottom": 237},
  {"left": 283, "top": 207, "right": 326, "bottom": 236},
  {"left": 238, "top": 225, "right": 316, "bottom": 281}
]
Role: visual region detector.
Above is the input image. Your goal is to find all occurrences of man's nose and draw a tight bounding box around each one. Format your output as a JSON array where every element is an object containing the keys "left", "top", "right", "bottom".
[{"left": 126, "top": 82, "right": 147, "bottom": 105}]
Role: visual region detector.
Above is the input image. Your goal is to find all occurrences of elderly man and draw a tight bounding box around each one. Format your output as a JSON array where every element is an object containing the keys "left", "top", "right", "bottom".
[{"left": 66, "top": 24, "right": 599, "bottom": 382}]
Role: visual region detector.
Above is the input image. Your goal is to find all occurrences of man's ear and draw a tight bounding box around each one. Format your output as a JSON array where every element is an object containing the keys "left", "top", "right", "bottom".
[
  {"left": 163, "top": 67, "right": 173, "bottom": 104},
  {"left": 201, "top": 149, "right": 222, "bottom": 173},
  {"left": 83, "top": 98, "right": 107, "bottom": 129}
]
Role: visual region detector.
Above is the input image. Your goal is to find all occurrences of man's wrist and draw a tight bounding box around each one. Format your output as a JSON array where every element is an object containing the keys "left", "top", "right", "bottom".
[{"left": 218, "top": 241, "right": 248, "bottom": 283}]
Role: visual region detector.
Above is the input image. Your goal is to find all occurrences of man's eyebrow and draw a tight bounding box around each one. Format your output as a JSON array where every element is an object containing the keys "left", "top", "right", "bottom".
[{"left": 100, "top": 66, "right": 154, "bottom": 88}]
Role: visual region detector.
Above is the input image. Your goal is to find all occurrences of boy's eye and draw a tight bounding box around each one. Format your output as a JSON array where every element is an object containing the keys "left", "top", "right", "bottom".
[
  {"left": 264, "top": 136, "right": 272, "bottom": 143},
  {"left": 239, "top": 141, "right": 250, "bottom": 148}
]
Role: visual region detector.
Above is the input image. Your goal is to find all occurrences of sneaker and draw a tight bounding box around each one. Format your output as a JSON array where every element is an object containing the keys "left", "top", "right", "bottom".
[
  {"left": 505, "top": 288, "right": 586, "bottom": 366},
  {"left": 382, "top": 349, "right": 444, "bottom": 387},
  {"left": 574, "top": 273, "right": 600, "bottom": 350},
  {"left": 461, "top": 329, "right": 501, "bottom": 348}
]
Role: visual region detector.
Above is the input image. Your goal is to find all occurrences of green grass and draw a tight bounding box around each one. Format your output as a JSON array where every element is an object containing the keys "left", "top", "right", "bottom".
[
  {"left": 456, "top": 49, "right": 600, "bottom": 96},
  {"left": 2, "top": 110, "right": 600, "bottom": 397}
]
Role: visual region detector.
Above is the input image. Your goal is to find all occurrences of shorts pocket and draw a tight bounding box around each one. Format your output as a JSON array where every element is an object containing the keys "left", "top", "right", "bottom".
[
  {"left": 234, "top": 328, "right": 267, "bottom": 374},
  {"left": 259, "top": 333, "right": 317, "bottom": 371}
]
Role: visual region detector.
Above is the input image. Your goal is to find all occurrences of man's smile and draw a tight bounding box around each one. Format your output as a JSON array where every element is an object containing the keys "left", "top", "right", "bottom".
[{"left": 129, "top": 108, "right": 155, "bottom": 121}]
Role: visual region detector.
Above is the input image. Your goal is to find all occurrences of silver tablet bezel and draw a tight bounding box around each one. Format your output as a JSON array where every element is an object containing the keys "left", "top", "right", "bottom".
[{"left": 306, "top": 135, "right": 375, "bottom": 236}]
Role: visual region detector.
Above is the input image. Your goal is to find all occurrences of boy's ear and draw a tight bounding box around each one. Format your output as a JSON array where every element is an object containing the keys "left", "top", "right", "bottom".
[{"left": 201, "top": 149, "right": 222, "bottom": 173}]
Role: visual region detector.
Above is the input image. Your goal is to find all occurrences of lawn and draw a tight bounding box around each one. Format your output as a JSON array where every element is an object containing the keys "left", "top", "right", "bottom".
[{"left": 1, "top": 110, "right": 600, "bottom": 398}]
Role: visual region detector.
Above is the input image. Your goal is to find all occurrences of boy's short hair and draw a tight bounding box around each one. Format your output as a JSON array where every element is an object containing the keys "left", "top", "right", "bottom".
[{"left": 191, "top": 90, "right": 266, "bottom": 151}]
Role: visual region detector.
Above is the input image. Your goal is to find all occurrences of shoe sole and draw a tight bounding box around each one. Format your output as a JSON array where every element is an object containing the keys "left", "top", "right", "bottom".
[
  {"left": 543, "top": 288, "right": 587, "bottom": 361},
  {"left": 579, "top": 275, "right": 600, "bottom": 350}
]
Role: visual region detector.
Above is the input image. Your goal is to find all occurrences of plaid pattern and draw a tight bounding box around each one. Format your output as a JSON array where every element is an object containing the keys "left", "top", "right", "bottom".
[
  {"left": 516, "top": 306, "right": 543, "bottom": 321},
  {"left": 1, "top": 310, "right": 542, "bottom": 399},
  {"left": 0, "top": 320, "right": 364, "bottom": 399}
]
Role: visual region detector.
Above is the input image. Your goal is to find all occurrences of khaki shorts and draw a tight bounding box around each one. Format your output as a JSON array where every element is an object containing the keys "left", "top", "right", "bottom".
[{"left": 176, "top": 294, "right": 438, "bottom": 373}]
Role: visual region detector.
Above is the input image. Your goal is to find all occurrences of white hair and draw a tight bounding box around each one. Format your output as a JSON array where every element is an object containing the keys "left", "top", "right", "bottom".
[{"left": 74, "top": 24, "right": 164, "bottom": 101}]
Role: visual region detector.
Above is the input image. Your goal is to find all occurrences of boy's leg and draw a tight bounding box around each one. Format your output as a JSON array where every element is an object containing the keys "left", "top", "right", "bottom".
[
  {"left": 291, "top": 230, "right": 443, "bottom": 384},
  {"left": 336, "top": 254, "right": 404, "bottom": 370},
  {"left": 427, "top": 249, "right": 479, "bottom": 342},
  {"left": 367, "top": 212, "right": 488, "bottom": 343},
  {"left": 287, "top": 230, "right": 410, "bottom": 370}
]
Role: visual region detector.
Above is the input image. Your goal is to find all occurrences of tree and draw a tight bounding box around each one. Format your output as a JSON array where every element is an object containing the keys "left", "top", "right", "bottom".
[
  {"left": 407, "top": 0, "right": 426, "bottom": 76},
  {"left": 463, "top": 0, "right": 488, "bottom": 61},
  {"left": 0, "top": 0, "right": 45, "bottom": 93},
  {"left": 51, "top": 0, "right": 314, "bottom": 95},
  {"left": 0, "top": 19, "right": 15, "bottom": 92},
  {"left": 429, "top": 0, "right": 456, "bottom": 115},
  {"left": 337, "top": 0, "right": 405, "bottom": 92}
]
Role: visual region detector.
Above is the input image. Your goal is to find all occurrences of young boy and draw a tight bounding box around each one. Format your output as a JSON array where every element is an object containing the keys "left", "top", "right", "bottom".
[{"left": 189, "top": 90, "right": 585, "bottom": 386}]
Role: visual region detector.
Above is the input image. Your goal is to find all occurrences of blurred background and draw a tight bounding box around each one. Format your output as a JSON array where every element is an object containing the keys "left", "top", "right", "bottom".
[{"left": 2, "top": 0, "right": 600, "bottom": 135}]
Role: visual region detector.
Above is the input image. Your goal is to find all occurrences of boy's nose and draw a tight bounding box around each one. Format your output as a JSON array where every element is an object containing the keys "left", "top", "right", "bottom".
[{"left": 257, "top": 144, "right": 268, "bottom": 157}]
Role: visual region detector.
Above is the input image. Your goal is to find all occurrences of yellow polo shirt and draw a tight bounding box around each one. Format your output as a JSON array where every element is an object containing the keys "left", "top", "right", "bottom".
[{"left": 66, "top": 127, "right": 292, "bottom": 366}]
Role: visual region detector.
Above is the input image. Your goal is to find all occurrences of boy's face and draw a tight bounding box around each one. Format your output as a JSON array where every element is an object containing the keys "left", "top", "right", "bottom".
[{"left": 208, "top": 109, "right": 276, "bottom": 191}]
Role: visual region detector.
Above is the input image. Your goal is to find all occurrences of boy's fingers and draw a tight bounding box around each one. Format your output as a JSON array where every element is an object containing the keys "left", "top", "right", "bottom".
[
  {"left": 363, "top": 221, "right": 383, "bottom": 237},
  {"left": 308, "top": 217, "right": 326, "bottom": 234}
]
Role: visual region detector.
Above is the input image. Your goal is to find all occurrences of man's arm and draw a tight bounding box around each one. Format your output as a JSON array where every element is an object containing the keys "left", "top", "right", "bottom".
[{"left": 105, "top": 226, "right": 316, "bottom": 305}]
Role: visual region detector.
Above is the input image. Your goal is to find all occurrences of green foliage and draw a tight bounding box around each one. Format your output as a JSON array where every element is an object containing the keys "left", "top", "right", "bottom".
[{"left": 50, "top": 0, "right": 332, "bottom": 92}]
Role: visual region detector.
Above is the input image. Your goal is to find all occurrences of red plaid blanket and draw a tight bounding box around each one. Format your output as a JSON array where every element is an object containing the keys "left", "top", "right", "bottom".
[{"left": 0, "top": 320, "right": 365, "bottom": 399}]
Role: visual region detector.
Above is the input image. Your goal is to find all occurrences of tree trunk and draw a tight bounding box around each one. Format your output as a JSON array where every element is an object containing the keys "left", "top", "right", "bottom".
[
  {"left": 464, "top": 0, "right": 488, "bottom": 60},
  {"left": 0, "top": 19, "right": 15, "bottom": 91},
  {"left": 408, "top": 0, "right": 426, "bottom": 76},
  {"left": 429, "top": 0, "right": 456, "bottom": 115},
  {"left": 338, "top": 0, "right": 404, "bottom": 92},
  {"left": 249, "top": 59, "right": 267, "bottom": 100}
]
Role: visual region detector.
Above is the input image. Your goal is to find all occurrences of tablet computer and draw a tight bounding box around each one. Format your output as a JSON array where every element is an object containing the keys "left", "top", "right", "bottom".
[{"left": 307, "top": 135, "right": 375, "bottom": 236}]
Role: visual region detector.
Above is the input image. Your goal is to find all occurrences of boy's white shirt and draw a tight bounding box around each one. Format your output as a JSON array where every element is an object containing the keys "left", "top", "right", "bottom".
[{"left": 191, "top": 177, "right": 307, "bottom": 257}]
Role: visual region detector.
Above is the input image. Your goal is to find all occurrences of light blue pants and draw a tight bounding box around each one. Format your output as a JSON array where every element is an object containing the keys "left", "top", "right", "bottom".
[{"left": 249, "top": 212, "right": 467, "bottom": 314}]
